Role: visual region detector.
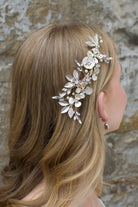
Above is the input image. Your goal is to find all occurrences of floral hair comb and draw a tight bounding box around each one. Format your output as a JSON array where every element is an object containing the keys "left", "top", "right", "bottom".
[{"left": 52, "top": 34, "right": 113, "bottom": 124}]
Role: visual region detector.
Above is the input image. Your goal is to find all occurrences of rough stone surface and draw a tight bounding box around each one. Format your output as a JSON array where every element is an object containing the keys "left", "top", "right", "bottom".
[
  {"left": 102, "top": 130, "right": 138, "bottom": 207},
  {"left": 0, "top": 0, "right": 138, "bottom": 206}
]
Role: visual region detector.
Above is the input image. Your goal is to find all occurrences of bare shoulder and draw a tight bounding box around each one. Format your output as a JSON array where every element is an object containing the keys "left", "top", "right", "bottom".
[
  {"left": 22, "top": 181, "right": 44, "bottom": 201},
  {"left": 68, "top": 191, "right": 105, "bottom": 207},
  {"left": 22, "top": 183, "right": 104, "bottom": 207}
]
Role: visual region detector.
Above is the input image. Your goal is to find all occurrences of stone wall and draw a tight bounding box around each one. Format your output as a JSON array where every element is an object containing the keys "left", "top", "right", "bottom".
[{"left": 0, "top": 0, "right": 138, "bottom": 206}]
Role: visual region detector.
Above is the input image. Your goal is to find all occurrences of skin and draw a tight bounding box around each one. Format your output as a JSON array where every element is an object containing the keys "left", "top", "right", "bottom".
[
  {"left": 22, "top": 182, "right": 104, "bottom": 207},
  {"left": 22, "top": 59, "right": 127, "bottom": 206},
  {"left": 98, "top": 58, "right": 127, "bottom": 134}
]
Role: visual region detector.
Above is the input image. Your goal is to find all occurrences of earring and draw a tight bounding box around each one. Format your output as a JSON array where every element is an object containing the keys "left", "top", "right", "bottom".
[{"left": 104, "top": 122, "right": 109, "bottom": 130}]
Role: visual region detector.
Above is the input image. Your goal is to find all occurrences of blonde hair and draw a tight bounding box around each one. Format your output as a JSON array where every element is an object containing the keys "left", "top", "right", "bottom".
[{"left": 0, "top": 23, "right": 116, "bottom": 207}]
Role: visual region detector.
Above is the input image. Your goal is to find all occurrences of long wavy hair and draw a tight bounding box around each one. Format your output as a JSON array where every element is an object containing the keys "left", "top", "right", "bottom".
[{"left": 0, "top": 23, "right": 116, "bottom": 207}]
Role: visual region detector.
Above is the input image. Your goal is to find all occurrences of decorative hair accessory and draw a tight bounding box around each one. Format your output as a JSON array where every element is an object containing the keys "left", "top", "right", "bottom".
[{"left": 52, "top": 34, "right": 113, "bottom": 124}]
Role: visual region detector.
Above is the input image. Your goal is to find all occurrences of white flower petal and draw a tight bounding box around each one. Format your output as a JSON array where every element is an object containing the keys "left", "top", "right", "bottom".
[
  {"left": 85, "top": 86, "right": 93, "bottom": 95},
  {"left": 61, "top": 106, "right": 70, "bottom": 114},
  {"left": 82, "top": 57, "right": 95, "bottom": 69},
  {"left": 92, "top": 74, "right": 97, "bottom": 81},
  {"left": 75, "top": 94, "right": 81, "bottom": 100},
  {"left": 75, "top": 101, "right": 81, "bottom": 107},
  {"left": 80, "top": 82, "right": 86, "bottom": 89},
  {"left": 69, "top": 97, "right": 74, "bottom": 105},
  {"left": 75, "top": 92, "right": 85, "bottom": 100},
  {"left": 76, "top": 88, "right": 81, "bottom": 93},
  {"left": 79, "top": 93, "right": 85, "bottom": 99}
]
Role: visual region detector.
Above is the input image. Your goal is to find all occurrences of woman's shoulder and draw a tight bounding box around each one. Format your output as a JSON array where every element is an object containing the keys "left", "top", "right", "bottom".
[
  {"left": 22, "top": 181, "right": 44, "bottom": 201},
  {"left": 68, "top": 192, "right": 105, "bottom": 207},
  {"left": 22, "top": 183, "right": 105, "bottom": 207}
]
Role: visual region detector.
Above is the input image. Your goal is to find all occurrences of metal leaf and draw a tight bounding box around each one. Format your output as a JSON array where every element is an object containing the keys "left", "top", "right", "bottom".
[
  {"left": 76, "top": 115, "right": 82, "bottom": 124},
  {"left": 74, "top": 115, "right": 77, "bottom": 120},
  {"left": 94, "top": 58, "right": 98, "bottom": 64},
  {"left": 65, "top": 74, "right": 74, "bottom": 82},
  {"left": 85, "top": 41, "right": 93, "bottom": 47},
  {"left": 59, "top": 98, "right": 64, "bottom": 101},
  {"left": 78, "top": 118, "right": 82, "bottom": 124},
  {"left": 62, "top": 88, "right": 68, "bottom": 91},
  {"left": 67, "top": 89, "right": 71, "bottom": 95},
  {"left": 94, "top": 34, "right": 99, "bottom": 45},
  {"left": 61, "top": 106, "right": 70, "bottom": 114},
  {"left": 73, "top": 70, "right": 79, "bottom": 79},
  {"left": 64, "top": 82, "right": 74, "bottom": 88},
  {"left": 52, "top": 96, "right": 59, "bottom": 99},
  {"left": 88, "top": 35, "right": 94, "bottom": 43},
  {"left": 59, "top": 101, "right": 69, "bottom": 106},
  {"left": 94, "top": 67, "right": 100, "bottom": 74},
  {"left": 59, "top": 92, "right": 66, "bottom": 98},
  {"left": 87, "top": 51, "right": 93, "bottom": 57},
  {"left": 92, "top": 48, "right": 99, "bottom": 54},
  {"left": 77, "top": 67, "right": 82, "bottom": 72},
  {"left": 75, "top": 59, "right": 81, "bottom": 67},
  {"left": 68, "top": 107, "right": 75, "bottom": 118}
]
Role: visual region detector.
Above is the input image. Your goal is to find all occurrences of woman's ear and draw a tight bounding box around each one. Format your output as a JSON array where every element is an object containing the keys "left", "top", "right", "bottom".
[{"left": 97, "top": 91, "right": 108, "bottom": 122}]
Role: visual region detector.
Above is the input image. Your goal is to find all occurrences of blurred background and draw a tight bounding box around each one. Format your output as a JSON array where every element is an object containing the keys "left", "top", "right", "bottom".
[{"left": 0, "top": 0, "right": 138, "bottom": 206}]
